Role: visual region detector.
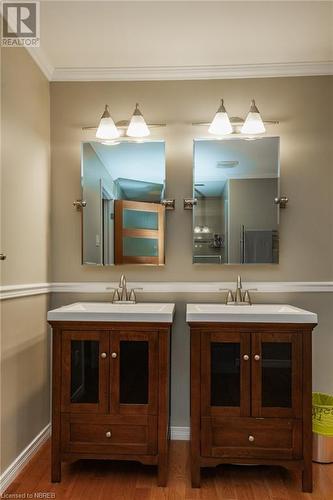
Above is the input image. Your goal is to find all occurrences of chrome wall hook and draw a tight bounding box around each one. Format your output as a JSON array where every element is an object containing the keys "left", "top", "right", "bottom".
[{"left": 274, "top": 196, "right": 289, "bottom": 208}]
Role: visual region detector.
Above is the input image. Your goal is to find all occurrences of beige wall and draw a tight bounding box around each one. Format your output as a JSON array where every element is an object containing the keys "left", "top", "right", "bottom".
[
  {"left": 0, "top": 48, "right": 51, "bottom": 474},
  {"left": 50, "top": 77, "right": 333, "bottom": 281},
  {"left": 1, "top": 295, "right": 51, "bottom": 471},
  {"left": 1, "top": 49, "right": 51, "bottom": 286}
]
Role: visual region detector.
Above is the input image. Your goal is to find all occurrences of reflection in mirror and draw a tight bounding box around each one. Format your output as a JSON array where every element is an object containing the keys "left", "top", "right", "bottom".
[
  {"left": 81, "top": 141, "right": 165, "bottom": 265},
  {"left": 193, "top": 137, "right": 280, "bottom": 264}
]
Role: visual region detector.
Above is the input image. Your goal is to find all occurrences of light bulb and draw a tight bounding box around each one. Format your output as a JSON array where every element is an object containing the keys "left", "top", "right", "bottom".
[
  {"left": 241, "top": 99, "right": 266, "bottom": 135},
  {"left": 208, "top": 99, "right": 233, "bottom": 135},
  {"left": 126, "top": 103, "right": 150, "bottom": 138},
  {"left": 96, "top": 105, "right": 120, "bottom": 140}
]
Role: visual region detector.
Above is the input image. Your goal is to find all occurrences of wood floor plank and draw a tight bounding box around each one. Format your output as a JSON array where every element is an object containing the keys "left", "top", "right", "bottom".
[{"left": 3, "top": 440, "right": 333, "bottom": 500}]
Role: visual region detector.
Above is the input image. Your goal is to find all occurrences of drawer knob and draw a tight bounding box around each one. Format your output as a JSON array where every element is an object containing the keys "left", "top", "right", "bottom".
[
  {"left": 248, "top": 435, "right": 255, "bottom": 442},
  {"left": 111, "top": 352, "right": 118, "bottom": 359},
  {"left": 106, "top": 431, "right": 112, "bottom": 438},
  {"left": 254, "top": 354, "right": 261, "bottom": 361},
  {"left": 243, "top": 354, "right": 249, "bottom": 361},
  {"left": 100, "top": 352, "right": 107, "bottom": 359}
]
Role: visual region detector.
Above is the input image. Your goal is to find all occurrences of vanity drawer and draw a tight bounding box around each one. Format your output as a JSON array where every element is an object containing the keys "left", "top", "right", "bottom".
[
  {"left": 201, "top": 417, "right": 302, "bottom": 459},
  {"left": 61, "top": 414, "right": 157, "bottom": 455}
]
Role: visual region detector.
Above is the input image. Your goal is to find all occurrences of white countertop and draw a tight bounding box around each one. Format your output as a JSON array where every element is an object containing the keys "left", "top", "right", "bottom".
[
  {"left": 186, "top": 303, "right": 318, "bottom": 324},
  {"left": 47, "top": 302, "right": 175, "bottom": 323}
]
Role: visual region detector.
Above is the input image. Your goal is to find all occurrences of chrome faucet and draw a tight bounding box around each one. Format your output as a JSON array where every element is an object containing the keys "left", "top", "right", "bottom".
[
  {"left": 219, "top": 275, "right": 256, "bottom": 305},
  {"left": 107, "top": 274, "right": 143, "bottom": 304}
]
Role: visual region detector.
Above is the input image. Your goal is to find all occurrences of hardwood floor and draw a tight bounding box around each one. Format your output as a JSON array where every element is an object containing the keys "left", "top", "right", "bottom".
[{"left": 4, "top": 440, "right": 333, "bottom": 499}]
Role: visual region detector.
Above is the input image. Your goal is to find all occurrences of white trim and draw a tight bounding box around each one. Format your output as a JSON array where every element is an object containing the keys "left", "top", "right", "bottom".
[
  {"left": 1, "top": 281, "right": 333, "bottom": 300},
  {"left": 51, "top": 281, "right": 333, "bottom": 294},
  {"left": 26, "top": 47, "right": 54, "bottom": 81},
  {"left": 0, "top": 424, "right": 51, "bottom": 494},
  {"left": 51, "top": 61, "right": 333, "bottom": 82},
  {"left": 170, "top": 426, "right": 190, "bottom": 441},
  {"left": 0, "top": 283, "right": 51, "bottom": 300}
]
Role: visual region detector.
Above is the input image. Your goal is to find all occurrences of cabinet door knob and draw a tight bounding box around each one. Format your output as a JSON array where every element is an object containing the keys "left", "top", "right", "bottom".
[
  {"left": 243, "top": 354, "right": 249, "bottom": 361},
  {"left": 111, "top": 352, "right": 118, "bottom": 359},
  {"left": 106, "top": 431, "right": 112, "bottom": 438},
  {"left": 100, "top": 352, "right": 107, "bottom": 359},
  {"left": 248, "top": 435, "right": 255, "bottom": 442},
  {"left": 254, "top": 354, "right": 261, "bottom": 361}
]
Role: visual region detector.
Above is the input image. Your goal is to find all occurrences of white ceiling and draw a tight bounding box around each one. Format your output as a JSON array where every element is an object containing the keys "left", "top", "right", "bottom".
[
  {"left": 194, "top": 136, "right": 279, "bottom": 196},
  {"left": 90, "top": 140, "right": 165, "bottom": 184},
  {"left": 31, "top": 1, "right": 333, "bottom": 80}
]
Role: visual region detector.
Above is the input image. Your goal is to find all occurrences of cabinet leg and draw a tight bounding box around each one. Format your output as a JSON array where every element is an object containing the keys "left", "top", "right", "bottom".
[
  {"left": 51, "top": 457, "right": 61, "bottom": 483},
  {"left": 302, "top": 463, "right": 313, "bottom": 493},
  {"left": 157, "top": 454, "right": 168, "bottom": 487},
  {"left": 191, "top": 460, "right": 201, "bottom": 488}
]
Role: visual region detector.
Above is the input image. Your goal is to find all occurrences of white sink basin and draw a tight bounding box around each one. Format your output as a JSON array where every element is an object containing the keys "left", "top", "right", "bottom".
[
  {"left": 186, "top": 304, "right": 317, "bottom": 323},
  {"left": 47, "top": 302, "right": 175, "bottom": 323}
]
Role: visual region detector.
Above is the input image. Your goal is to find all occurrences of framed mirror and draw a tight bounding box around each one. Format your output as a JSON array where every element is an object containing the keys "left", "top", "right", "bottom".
[
  {"left": 81, "top": 140, "right": 166, "bottom": 265},
  {"left": 193, "top": 137, "right": 280, "bottom": 264}
]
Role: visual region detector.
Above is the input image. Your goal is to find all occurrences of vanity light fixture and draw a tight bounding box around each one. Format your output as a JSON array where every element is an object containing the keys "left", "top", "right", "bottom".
[
  {"left": 126, "top": 103, "right": 150, "bottom": 138},
  {"left": 96, "top": 105, "right": 120, "bottom": 140},
  {"left": 241, "top": 99, "right": 266, "bottom": 135},
  {"left": 208, "top": 99, "right": 233, "bottom": 136}
]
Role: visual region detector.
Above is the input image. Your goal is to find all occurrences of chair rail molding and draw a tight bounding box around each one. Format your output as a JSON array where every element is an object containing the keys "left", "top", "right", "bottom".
[
  {"left": 0, "top": 282, "right": 51, "bottom": 300},
  {"left": 1, "top": 281, "right": 333, "bottom": 300}
]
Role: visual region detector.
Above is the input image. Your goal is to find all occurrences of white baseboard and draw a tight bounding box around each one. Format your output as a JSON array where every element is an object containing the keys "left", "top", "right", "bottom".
[
  {"left": 170, "top": 426, "right": 190, "bottom": 441},
  {"left": 0, "top": 423, "right": 51, "bottom": 494}
]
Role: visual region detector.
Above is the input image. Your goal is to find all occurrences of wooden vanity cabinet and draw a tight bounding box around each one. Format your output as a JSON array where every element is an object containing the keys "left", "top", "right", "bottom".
[
  {"left": 189, "top": 322, "right": 316, "bottom": 492},
  {"left": 49, "top": 321, "right": 171, "bottom": 486}
]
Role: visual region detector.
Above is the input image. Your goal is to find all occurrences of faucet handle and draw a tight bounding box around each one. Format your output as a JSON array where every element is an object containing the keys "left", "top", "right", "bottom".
[
  {"left": 128, "top": 287, "right": 143, "bottom": 303},
  {"left": 219, "top": 289, "right": 234, "bottom": 304},
  {"left": 243, "top": 289, "right": 258, "bottom": 305},
  {"left": 112, "top": 289, "right": 120, "bottom": 302}
]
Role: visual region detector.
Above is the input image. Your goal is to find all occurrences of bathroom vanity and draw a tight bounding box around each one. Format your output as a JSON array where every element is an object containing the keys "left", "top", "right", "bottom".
[
  {"left": 48, "top": 302, "right": 175, "bottom": 486},
  {"left": 186, "top": 303, "right": 317, "bottom": 492}
]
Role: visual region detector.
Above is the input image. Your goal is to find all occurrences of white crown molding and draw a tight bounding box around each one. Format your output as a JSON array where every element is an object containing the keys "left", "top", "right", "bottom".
[
  {"left": 51, "top": 61, "right": 333, "bottom": 82},
  {"left": 0, "top": 424, "right": 51, "bottom": 494},
  {"left": 1, "top": 281, "right": 333, "bottom": 300},
  {"left": 26, "top": 46, "right": 54, "bottom": 81}
]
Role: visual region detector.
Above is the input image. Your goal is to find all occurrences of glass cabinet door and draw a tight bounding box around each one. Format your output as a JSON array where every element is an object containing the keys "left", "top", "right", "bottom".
[
  {"left": 251, "top": 332, "right": 302, "bottom": 418},
  {"left": 201, "top": 332, "right": 251, "bottom": 417},
  {"left": 110, "top": 332, "right": 158, "bottom": 415},
  {"left": 114, "top": 200, "right": 165, "bottom": 265},
  {"left": 61, "top": 331, "right": 109, "bottom": 413}
]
